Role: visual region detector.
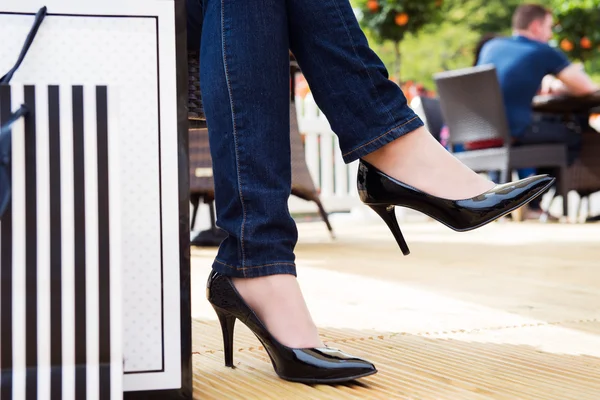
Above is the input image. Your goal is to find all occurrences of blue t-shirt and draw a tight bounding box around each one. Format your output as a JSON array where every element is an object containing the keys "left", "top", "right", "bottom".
[{"left": 476, "top": 35, "right": 570, "bottom": 137}]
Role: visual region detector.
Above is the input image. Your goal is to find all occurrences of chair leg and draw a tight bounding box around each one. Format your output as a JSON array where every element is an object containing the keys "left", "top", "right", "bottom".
[
  {"left": 190, "top": 199, "right": 227, "bottom": 247},
  {"left": 542, "top": 166, "right": 569, "bottom": 222},
  {"left": 208, "top": 199, "right": 218, "bottom": 233},
  {"left": 587, "top": 196, "right": 600, "bottom": 222},
  {"left": 314, "top": 198, "right": 335, "bottom": 239},
  {"left": 578, "top": 195, "right": 587, "bottom": 223},
  {"left": 190, "top": 193, "right": 201, "bottom": 230},
  {"left": 500, "top": 167, "right": 523, "bottom": 221},
  {"left": 499, "top": 168, "right": 509, "bottom": 184},
  {"left": 538, "top": 187, "right": 554, "bottom": 223},
  {"left": 558, "top": 167, "right": 569, "bottom": 221}
]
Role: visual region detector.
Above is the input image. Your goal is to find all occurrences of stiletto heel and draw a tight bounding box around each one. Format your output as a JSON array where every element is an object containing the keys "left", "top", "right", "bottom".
[
  {"left": 368, "top": 204, "right": 410, "bottom": 255},
  {"left": 213, "top": 305, "right": 236, "bottom": 367},
  {"left": 206, "top": 271, "right": 377, "bottom": 383},
  {"left": 357, "top": 160, "right": 555, "bottom": 255}
]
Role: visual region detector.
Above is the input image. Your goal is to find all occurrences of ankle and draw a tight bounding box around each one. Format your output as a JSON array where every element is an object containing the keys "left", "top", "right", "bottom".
[
  {"left": 361, "top": 126, "right": 429, "bottom": 169},
  {"left": 231, "top": 275, "right": 324, "bottom": 348},
  {"left": 361, "top": 126, "right": 495, "bottom": 200}
]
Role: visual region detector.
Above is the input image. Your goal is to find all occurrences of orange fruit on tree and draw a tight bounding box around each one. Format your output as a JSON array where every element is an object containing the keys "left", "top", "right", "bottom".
[
  {"left": 560, "top": 38, "right": 573, "bottom": 51},
  {"left": 395, "top": 12, "right": 409, "bottom": 26},
  {"left": 435, "top": 0, "right": 443, "bottom": 6},
  {"left": 580, "top": 37, "right": 592, "bottom": 49},
  {"left": 367, "top": 0, "right": 379, "bottom": 12}
]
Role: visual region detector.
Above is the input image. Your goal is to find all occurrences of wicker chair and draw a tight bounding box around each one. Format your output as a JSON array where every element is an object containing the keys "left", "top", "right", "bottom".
[{"left": 187, "top": 50, "right": 334, "bottom": 245}]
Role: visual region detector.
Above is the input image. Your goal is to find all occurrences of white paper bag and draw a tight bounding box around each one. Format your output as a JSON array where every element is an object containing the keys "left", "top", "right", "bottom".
[
  {"left": 1, "top": 83, "right": 123, "bottom": 399},
  {"left": 0, "top": 0, "right": 191, "bottom": 397}
]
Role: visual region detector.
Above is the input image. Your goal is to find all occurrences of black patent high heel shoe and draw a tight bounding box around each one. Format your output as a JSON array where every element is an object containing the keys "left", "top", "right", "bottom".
[
  {"left": 357, "top": 160, "right": 555, "bottom": 255},
  {"left": 206, "top": 271, "right": 377, "bottom": 384}
]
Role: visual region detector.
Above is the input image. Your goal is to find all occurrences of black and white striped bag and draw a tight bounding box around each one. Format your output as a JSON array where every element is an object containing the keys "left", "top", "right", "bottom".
[
  {"left": 1, "top": 2, "right": 192, "bottom": 397},
  {"left": 1, "top": 7, "right": 123, "bottom": 399}
]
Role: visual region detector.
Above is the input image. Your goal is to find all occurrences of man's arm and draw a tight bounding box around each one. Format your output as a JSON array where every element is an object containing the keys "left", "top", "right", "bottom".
[
  {"left": 556, "top": 64, "right": 599, "bottom": 96},
  {"left": 540, "top": 75, "right": 568, "bottom": 95}
]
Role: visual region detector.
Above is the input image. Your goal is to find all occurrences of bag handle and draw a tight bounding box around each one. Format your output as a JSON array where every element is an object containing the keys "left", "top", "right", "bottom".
[
  {"left": 0, "top": 104, "right": 29, "bottom": 218},
  {"left": 0, "top": 105, "right": 29, "bottom": 138},
  {"left": 0, "top": 104, "right": 29, "bottom": 168},
  {"left": 0, "top": 6, "right": 48, "bottom": 84}
]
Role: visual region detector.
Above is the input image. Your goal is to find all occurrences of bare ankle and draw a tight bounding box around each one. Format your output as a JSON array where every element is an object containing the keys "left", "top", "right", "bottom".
[
  {"left": 231, "top": 274, "right": 323, "bottom": 348},
  {"left": 360, "top": 126, "right": 495, "bottom": 200}
]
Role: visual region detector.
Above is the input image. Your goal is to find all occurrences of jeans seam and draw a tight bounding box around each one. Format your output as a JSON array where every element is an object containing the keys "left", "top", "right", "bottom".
[
  {"left": 221, "top": 0, "right": 248, "bottom": 274},
  {"left": 342, "top": 116, "right": 419, "bottom": 158},
  {"left": 331, "top": 1, "right": 394, "bottom": 125},
  {"left": 215, "top": 259, "right": 296, "bottom": 270}
]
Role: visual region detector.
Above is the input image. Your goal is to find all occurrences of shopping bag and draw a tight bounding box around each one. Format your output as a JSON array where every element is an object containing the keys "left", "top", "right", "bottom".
[
  {"left": 0, "top": 82, "right": 123, "bottom": 399},
  {"left": 0, "top": 6, "right": 45, "bottom": 219},
  {"left": 0, "top": 1, "right": 191, "bottom": 397},
  {"left": 0, "top": 7, "right": 47, "bottom": 84},
  {"left": 1, "top": 8, "right": 123, "bottom": 398}
]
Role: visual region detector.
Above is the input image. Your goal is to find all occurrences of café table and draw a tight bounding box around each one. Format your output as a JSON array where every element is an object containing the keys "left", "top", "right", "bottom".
[
  {"left": 532, "top": 90, "right": 600, "bottom": 222},
  {"left": 532, "top": 90, "right": 600, "bottom": 114}
]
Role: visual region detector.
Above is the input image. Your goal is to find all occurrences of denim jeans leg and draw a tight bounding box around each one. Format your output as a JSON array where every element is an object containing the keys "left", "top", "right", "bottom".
[
  {"left": 287, "top": 0, "right": 424, "bottom": 163},
  {"left": 200, "top": 0, "right": 298, "bottom": 278},
  {"left": 186, "top": 0, "right": 204, "bottom": 51}
]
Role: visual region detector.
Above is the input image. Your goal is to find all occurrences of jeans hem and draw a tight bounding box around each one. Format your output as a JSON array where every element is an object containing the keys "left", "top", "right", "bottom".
[
  {"left": 341, "top": 116, "right": 424, "bottom": 163},
  {"left": 212, "top": 258, "right": 297, "bottom": 278}
]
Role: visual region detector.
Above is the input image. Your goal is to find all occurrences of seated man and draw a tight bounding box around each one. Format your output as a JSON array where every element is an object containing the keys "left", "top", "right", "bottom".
[{"left": 477, "top": 3, "right": 599, "bottom": 217}]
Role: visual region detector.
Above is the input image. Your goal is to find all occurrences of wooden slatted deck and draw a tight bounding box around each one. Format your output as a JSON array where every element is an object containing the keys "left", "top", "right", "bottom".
[{"left": 190, "top": 218, "right": 600, "bottom": 399}]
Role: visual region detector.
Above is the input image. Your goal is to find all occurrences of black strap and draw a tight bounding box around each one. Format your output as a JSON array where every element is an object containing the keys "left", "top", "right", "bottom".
[
  {"left": 0, "top": 6, "right": 47, "bottom": 84},
  {"left": 0, "top": 105, "right": 30, "bottom": 138},
  {"left": 0, "top": 104, "right": 29, "bottom": 218}
]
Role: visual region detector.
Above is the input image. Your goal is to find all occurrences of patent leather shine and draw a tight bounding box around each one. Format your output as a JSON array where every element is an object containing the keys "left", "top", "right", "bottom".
[
  {"left": 206, "top": 271, "right": 377, "bottom": 383},
  {"left": 357, "top": 160, "right": 555, "bottom": 232}
]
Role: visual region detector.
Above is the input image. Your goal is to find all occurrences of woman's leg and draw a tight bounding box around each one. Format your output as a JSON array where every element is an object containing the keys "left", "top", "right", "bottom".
[
  {"left": 200, "top": 0, "right": 321, "bottom": 347},
  {"left": 201, "top": 0, "right": 295, "bottom": 278},
  {"left": 186, "top": 0, "right": 204, "bottom": 52},
  {"left": 287, "top": 0, "right": 494, "bottom": 199}
]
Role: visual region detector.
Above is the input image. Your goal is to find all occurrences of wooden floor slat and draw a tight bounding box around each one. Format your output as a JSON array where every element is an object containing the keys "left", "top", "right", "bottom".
[
  {"left": 192, "top": 319, "right": 600, "bottom": 400},
  {"left": 190, "top": 220, "right": 600, "bottom": 399}
]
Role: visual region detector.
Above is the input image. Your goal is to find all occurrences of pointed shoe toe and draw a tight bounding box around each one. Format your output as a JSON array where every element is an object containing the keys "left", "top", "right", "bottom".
[
  {"left": 357, "top": 160, "right": 555, "bottom": 254},
  {"left": 279, "top": 347, "right": 377, "bottom": 383},
  {"left": 451, "top": 174, "right": 555, "bottom": 231}
]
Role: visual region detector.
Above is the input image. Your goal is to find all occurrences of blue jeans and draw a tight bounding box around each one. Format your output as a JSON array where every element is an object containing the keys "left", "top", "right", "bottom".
[{"left": 188, "top": 0, "right": 423, "bottom": 278}]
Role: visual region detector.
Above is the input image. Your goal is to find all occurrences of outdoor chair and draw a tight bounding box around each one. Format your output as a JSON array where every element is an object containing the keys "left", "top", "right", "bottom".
[
  {"left": 412, "top": 95, "right": 445, "bottom": 142},
  {"left": 434, "top": 64, "right": 569, "bottom": 217}
]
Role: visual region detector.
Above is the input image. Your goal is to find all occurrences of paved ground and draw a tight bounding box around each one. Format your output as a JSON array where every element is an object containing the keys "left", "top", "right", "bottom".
[{"left": 190, "top": 217, "right": 600, "bottom": 399}]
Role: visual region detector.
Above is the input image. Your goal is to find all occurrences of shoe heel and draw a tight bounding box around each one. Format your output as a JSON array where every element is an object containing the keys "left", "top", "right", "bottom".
[
  {"left": 369, "top": 204, "right": 410, "bottom": 256},
  {"left": 213, "top": 306, "right": 236, "bottom": 367}
]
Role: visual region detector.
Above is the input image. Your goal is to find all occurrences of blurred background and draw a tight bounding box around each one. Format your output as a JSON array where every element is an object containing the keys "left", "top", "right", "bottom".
[{"left": 349, "top": 0, "right": 600, "bottom": 96}]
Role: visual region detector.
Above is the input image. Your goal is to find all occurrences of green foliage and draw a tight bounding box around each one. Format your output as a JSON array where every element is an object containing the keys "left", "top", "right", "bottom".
[
  {"left": 441, "top": 0, "right": 549, "bottom": 36},
  {"left": 553, "top": 0, "right": 600, "bottom": 61},
  {"left": 442, "top": 0, "right": 519, "bottom": 35},
  {"left": 348, "top": 0, "right": 600, "bottom": 88},
  {"left": 400, "top": 22, "right": 480, "bottom": 87},
  {"left": 355, "top": 0, "right": 442, "bottom": 43}
]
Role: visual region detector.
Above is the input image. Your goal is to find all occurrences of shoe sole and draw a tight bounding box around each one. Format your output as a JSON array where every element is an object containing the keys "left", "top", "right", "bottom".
[{"left": 278, "top": 368, "right": 378, "bottom": 384}]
